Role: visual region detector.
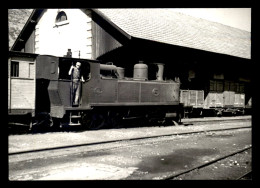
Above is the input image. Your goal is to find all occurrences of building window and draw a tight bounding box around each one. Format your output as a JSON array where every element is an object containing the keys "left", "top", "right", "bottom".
[
  {"left": 55, "top": 11, "right": 69, "bottom": 27},
  {"left": 56, "top": 11, "right": 67, "bottom": 23},
  {"left": 11, "top": 61, "right": 19, "bottom": 77}
]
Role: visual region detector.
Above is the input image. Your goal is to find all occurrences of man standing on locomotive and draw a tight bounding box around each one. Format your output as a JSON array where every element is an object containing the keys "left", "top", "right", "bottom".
[{"left": 68, "top": 62, "right": 85, "bottom": 106}]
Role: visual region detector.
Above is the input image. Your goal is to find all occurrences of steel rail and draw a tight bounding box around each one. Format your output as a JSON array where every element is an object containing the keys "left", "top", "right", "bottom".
[
  {"left": 236, "top": 170, "right": 252, "bottom": 180},
  {"left": 163, "top": 146, "right": 252, "bottom": 180},
  {"left": 9, "top": 126, "right": 251, "bottom": 156}
]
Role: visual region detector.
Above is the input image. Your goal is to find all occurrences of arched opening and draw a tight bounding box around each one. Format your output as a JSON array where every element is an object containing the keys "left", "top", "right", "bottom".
[{"left": 55, "top": 11, "right": 67, "bottom": 23}]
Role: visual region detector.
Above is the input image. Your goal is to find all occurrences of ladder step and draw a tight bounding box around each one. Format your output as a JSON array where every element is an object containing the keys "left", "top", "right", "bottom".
[
  {"left": 68, "top": 123, "right": 81, "bottom": 126},
  {"left": 71, "top": 115, "right": 81, "bottom": 118}
]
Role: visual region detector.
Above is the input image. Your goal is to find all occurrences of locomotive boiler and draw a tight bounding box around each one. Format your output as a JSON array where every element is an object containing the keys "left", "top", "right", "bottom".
[{"left": 34, "top": 55, "right": 182, "bottom": 129}]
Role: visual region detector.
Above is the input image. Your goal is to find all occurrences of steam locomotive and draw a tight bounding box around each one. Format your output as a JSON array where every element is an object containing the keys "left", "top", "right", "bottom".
[{"left": 8, "top": 53, "right": 182, "bottom": 130}]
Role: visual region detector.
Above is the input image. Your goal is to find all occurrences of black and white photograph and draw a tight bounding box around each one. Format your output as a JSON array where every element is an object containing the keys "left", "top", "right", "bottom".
[{"left": 8, "top": 8, "right": 252, "bottom": 180}]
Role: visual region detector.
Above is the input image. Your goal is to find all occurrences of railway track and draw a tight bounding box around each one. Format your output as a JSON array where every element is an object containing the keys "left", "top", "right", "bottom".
[
  {"left": 9, "top": 125, "right": 251, "bottom": 156},
  {"left": 9, "top": 126, "right": 251, "bottom": 180},
  {"left": 237, "top": 171, "right": 252, "bottom": 180},
  {"left": 163, "top": 146, "right": 252, "bottom": 180}
]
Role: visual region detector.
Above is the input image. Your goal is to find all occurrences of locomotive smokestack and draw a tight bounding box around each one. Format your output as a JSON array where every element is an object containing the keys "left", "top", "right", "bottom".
[
  {"left": 116, "top": 67, "right": 125, "bottom": 79},
  {"left": 155, "top": 63, "right": 164, "bottom": 81}
]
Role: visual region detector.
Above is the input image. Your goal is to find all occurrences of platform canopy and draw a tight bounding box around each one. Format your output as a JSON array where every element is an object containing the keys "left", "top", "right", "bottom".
[{"left": 94, "top": 8, "right": 251, "bottom": 59}]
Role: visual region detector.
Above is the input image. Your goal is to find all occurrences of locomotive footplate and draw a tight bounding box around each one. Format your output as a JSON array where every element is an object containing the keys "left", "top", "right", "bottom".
[{"left": 64, "top": 106, "right": 93, "bottom": 111}]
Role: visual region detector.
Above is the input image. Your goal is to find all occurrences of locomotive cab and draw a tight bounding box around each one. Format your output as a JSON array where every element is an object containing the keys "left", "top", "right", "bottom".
[
  {"left": 58, "top": 58, "right": 90, "bottom": 82},
  {"left": 35, "top": 55, "right": 92, "bottom": 118}
]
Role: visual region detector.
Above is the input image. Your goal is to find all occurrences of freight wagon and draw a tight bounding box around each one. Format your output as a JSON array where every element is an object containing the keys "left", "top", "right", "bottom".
[
  {"left": 8, "top": 52, "right": 38, "bottom": 128},
  {"left": 179, "top": 80, "right": 251, "bottom": 117}
]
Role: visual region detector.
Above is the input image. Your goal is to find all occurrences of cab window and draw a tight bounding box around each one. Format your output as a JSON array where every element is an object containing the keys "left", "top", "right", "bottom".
[{"left": 58, "top": 59, "right": 90, "bottom": 80}]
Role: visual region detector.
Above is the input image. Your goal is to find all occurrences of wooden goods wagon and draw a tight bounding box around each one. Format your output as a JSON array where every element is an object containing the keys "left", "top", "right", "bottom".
[{"left": 8, "top": 52, "right": 38, "bottom": 126}]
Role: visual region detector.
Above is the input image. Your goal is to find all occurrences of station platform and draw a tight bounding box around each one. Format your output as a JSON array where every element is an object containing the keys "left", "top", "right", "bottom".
[
  {"left": 181, "top": 115, "right": 250, "bottom": 123},
  {"left": 8, "top": 116, "right": 251, "bottom": 154}
]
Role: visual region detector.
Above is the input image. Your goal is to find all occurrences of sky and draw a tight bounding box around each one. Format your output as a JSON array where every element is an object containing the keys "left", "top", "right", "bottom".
[{"left": 171, "top": 8, "right": 251, "bottom": 32}]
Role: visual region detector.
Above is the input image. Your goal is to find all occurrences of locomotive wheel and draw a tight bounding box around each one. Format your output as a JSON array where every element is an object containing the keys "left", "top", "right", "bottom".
[
  {"left": 30, "top": 112, "right": 53, "bottom": 132},
  {"left": 82, "top": 112, "right": 108, "bottom": 130},
  {"left": 51, "top": 117, "right": 62, "bottom": 131},
  {"left": 176, "top": 112, "right": 182, "bottom": 124},
  {"left": 81, "top": 113, "right": 93, "bottom": 130},
  {"left": 171, "top": 112, "right": 182, "bottom": 126},
  {"left": 81, "top": 110, "right": 123, "bottom": 130},
  {"left": 162, "top": 118, "right": 174, "bottom": 126},
  {"left": 107, "top": 111, "right": 122, "bottom": 128},
  {"left": 91, "top": 113, "right": 107, "bottom": 129}
]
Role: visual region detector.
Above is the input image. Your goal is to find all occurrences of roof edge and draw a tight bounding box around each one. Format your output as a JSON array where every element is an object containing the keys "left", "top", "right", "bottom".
[
  {"left": 11, "top": 9, "right": 44, "bottom": 51},
  {"left": 91, "top": 9, "right": 132, "bottom": 41},
  {"left": 9, "top": 50, "right": 39, "bottom": 58}
]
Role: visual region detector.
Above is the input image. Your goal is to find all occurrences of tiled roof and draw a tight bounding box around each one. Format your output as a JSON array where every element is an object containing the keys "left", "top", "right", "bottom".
[{"left": 95, "top": 8, "right": 251, "bottom": 59}]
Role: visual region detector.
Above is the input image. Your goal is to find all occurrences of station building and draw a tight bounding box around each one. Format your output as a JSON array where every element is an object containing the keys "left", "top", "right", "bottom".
[{"left": 9, "top": 9, "right": 252, "bottom": 115}]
